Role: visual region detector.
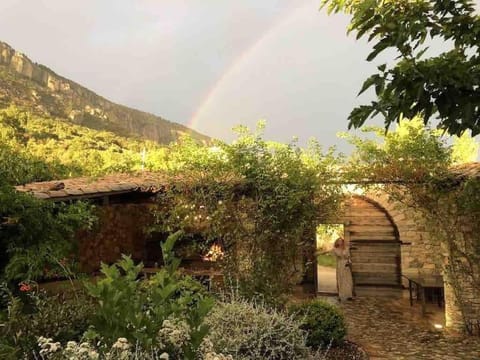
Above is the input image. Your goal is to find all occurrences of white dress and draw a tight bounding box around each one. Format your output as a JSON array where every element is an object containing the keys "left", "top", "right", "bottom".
[{"left": 332, "top": 247, "right": 354, "bottom": 301}]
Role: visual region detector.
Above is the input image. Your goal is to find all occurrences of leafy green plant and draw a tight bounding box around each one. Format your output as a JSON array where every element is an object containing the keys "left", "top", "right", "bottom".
[
  {"left": 0, "top": 285, "right": 94, "bottom": 358},
  {"left": 84, "top": 231, "right": 214, "bottom": 359},
  {"left": 206, "top": 297, "right": 309, "bottom": 360},
  {"left": 289, "top": 299, "right": 347, "bottom": 348},
  {"left": 152, "top": 123, "right": 344, "bottom": 305},
  {"left": 0, "top": 187, "right": 95, "bottom": 281}
]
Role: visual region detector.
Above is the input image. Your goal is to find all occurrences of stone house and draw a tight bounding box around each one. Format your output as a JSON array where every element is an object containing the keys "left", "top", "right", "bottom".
[
  {"left": 335, "top": 163, "right": 480, "bottom": 332},
  {"left": 15, "top": 164, "right": 480, "bottom": 332}
]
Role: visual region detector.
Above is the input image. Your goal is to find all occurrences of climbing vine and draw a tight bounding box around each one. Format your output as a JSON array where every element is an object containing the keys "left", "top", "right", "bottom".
[{"left": 152, "top": 123, "right": 344, "bottom": 304}]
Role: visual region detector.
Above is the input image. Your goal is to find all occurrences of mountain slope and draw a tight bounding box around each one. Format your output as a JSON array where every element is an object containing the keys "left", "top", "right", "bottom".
[{"left": 0, "top": 41, "right": 208, "bottom": 144}]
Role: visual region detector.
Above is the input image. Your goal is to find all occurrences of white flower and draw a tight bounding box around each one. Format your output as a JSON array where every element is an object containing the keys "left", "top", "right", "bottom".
[
  {"left": 158, "top": 318, "right": 190, "bottom": 350},
  {"left": 50, "top": 343, "right": 60, "bottom": 353},
  {"left": 160, "top": 353, "right": 169, "bottom": 360},
  {"left": 112, "top": 337, "right": 131, "bottom": 351},
  {"left": 88, "top": 350, "right": 100, "bottom": 359}
]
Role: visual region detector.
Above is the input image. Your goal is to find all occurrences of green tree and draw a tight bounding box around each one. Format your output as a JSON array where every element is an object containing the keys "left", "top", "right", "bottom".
[
  {"left": 451, "top": 131, "right": 479, "bottom": 164},
  {"left": 0, "top": 188, "right": 95, "bottom": 281},
  {"left": 322, "top": 0, "right": 480, "bottom": 136},
  {"left": 0, "top": 107, "right": 96, "bottom": 281},
  {"left": 340, "top": 117, "right": 452, "bottom": 182}
]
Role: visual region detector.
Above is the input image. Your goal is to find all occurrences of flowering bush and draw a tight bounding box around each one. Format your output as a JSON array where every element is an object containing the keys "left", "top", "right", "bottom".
[
  {"left": 37, "top": 337, "right": 133, "bottom": 359},
  {"left": 205, "top": 297, "right": 309, "bottom": 360},
  {"left": 36, "top": 336, "right": 232, "bottom": 360}
]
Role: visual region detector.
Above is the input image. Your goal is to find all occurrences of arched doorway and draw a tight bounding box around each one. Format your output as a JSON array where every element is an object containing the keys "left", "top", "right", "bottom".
[{"left": 343, "top": 195, "right": 402, "bottom": 297}]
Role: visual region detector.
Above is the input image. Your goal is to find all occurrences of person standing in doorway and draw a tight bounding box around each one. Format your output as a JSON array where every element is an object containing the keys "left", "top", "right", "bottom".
[{"left": 332, "top": 237, "right": 354, "bottom": 301}]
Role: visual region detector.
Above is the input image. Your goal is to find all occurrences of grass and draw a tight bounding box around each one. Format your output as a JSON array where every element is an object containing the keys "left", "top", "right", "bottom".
[{"left": 317, "top": 254, "right": 336, "bottom": 268}]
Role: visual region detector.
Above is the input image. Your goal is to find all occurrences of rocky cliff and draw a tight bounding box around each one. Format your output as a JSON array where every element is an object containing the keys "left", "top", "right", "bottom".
[{"left": 0, "top": 41, "right": 209, "bottom": 144}]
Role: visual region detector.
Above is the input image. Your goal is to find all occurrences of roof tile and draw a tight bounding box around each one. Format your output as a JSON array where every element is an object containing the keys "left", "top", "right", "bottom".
[{"left": 14, "top": 172, "right": 166, "bottom": 200}]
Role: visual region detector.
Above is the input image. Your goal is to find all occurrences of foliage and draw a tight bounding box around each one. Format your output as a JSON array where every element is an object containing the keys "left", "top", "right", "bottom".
[
  {"left": 0, "top": 107, "right": 344, "bottom": 303},
  {"left": 0, "top": 105, "right": 170, "bottom": 179},
  {"left": 316, "top": 224, "right": 344, "bottom": 252},
  {"left": 84, "top": 232, "right": 214, "bottom": 359},
  {"left": 451, "top": 132, "right": 479, "bottom": 164},
  {"left": 0, "top": 142, "right": 65, "bottom": 186},
  {"left": 152, "top": 123, "right": 344, "bottom": 304},
  {"left": 0, "top": 286, "right": 95, "bottom": 358},
  {"left": 322, "top": 0, "right": 480, "bottom": 136},
  {"left": 35, "top": 336, "right": 232, "bottom": 360},
  {"left": 205, "top": 297, "right": 309, "bottom": 360},
  {"left": 0, "top": 186, "right": 95, "bottom": 281},
  {"left": 340, "top": 117, "right": 452, "bottom": 182},
  {"left": 0, "top": 107, "right": 71, "bottom": 184},
  {"left": 0, "top": 106, "right": 98, "bottom": 282},
  {"left": 289, "top": 299, "right": 347, "bottom": 348}
]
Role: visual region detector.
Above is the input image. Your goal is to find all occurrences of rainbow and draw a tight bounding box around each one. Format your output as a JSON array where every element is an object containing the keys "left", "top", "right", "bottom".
[{"left": 187, "top": 3, "right": 314, "bottom": 131}]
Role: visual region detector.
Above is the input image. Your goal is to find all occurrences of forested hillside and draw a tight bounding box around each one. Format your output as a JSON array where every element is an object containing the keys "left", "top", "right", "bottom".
[
  {"left": 0, "top": 41, "right": 209, "bottom": 145},
  {"left": 0, "top": 106, "right": 172, "bottom": 184}
]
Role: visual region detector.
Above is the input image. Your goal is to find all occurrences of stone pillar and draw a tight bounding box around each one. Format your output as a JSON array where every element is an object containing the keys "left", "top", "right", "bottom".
[{"left": 444, "top": 281, "right": 464, "bottom": 331}]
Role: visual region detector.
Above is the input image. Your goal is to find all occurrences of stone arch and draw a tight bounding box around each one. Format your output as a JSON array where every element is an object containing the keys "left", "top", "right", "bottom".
[
  {"left": 347, "top": 194, "right": 401, "bottom": 241},
  {"left": 341, "top": 195, "right": 403, "bottom": 297},
  {"left": 364, "top": 191, "right": 442, "bottom": 277}
]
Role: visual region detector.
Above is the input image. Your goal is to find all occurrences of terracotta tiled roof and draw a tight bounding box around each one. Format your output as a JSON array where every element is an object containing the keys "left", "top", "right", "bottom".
[
  {"left": 449, "top": 162, "right": 480, "bottom": 180},
  {"left": 15, "top": 162, "right": 480, "bottom": 201},
  {"left": 15, "top": 172, "right": 166, "bottom": 201}
]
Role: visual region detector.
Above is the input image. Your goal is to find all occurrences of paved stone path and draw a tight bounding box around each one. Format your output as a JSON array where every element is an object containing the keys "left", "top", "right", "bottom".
[
  {"left": 336, "top": 296, "right": 480, "bottom": 359},
  {"left": 317, "top": 265, "right": 337, "bottom": 293}
]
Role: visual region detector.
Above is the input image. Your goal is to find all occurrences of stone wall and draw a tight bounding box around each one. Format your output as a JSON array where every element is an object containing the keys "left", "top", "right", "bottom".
[
  {"left": 366, "top": 191, "right": 443, "bottom": 278},
  {"left": 77, "top": 203, "right": 154, "bottom": 273},
  {"left": 365, "top": 190, "right": 480, "bottom": 333}
]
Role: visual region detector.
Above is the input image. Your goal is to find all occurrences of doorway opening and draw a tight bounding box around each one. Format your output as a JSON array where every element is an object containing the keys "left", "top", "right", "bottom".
[{"left": 316, "top": 224, "right": 344, "bottom": 294}]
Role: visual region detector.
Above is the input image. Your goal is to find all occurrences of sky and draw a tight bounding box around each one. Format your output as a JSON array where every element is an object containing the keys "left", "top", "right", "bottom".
[{"left": 0, "top": 0, "right": 474, "bottom": 151}]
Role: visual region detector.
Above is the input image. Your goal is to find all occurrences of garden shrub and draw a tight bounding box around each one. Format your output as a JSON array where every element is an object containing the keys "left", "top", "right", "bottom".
[
  {"left": 84, "top": 231, "right": 214, "bottom": 359},
  {"left": 205, "top": 297, "right": 309, "bottom": 360},
  {"left": 0, "top": 287, "right": 94, "bottom": 359},
  {"left": 36, "top": 336, "right": 233, "bottom": 360},
  {"left": 289, "top": 299, "right": 346, "bottom": 348}
]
